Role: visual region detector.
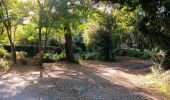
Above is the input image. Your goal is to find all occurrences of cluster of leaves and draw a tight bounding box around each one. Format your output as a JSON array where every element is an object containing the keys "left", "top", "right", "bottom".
[
  {"left": 0, "top": 58, "right": 13, "bottom": 70},
  {"left": 0, "top": 46, "right": 9, "bottom": 57},
  {"left": 114, "top": 48, "right": 152, "bottom": 60},
  {"left": 43, "top": 52, "right": 66, "bottom": 63},
  {"left": 74, "top": 52, "right": 101, "bottom": 61}
]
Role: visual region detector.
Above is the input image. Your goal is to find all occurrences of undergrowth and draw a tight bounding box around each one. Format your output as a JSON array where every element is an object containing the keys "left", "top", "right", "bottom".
[
  {"left": 148, "top": 65, "right": 170, "bottom": 97},
  {"left": 114, "top": 48, "right": 152, "bottom": 59},
  {"left": 0, "top": 58, "right": 13, "bottom": 71}
]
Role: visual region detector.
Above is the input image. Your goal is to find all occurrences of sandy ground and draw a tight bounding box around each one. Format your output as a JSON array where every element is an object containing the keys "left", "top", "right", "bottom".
[{"left": 0, "top": 56, "right": 169, "bottom": 100}]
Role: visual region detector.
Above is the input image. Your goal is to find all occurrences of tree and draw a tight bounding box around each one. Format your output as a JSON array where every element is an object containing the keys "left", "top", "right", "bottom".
[
  {"left": 48, "top": 0, "right": 90, "bottom": 62},
  {"left": 0, "top": 0, "right": 30, "bottom": 64},
  {"left": 96, "top": 0, "right": 170, "bottom": 70},
  {"left": 139, "top": 0, "right": 170, "bottom": 70},
  {"left": 36, "top": 0, "right": 54, "bottom": 66},
  {"left": 82, "top": 1, "right": 116, "bottom": 61}
]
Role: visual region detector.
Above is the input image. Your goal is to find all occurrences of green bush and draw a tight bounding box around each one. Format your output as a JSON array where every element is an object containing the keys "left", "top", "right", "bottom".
[
  {"left": 3, "top": 45, "right": 59, "bottom": 57},
  {"left": 115, "top": 48, "right": 152, "bottom": 59},
  {"left": 0, "top": 58, "right": 12, "bottom": 70},
  {"left": 148, "top": 66, "right": 170, "bottom": 97},
  {"left": 16, "top": 51, "right": 28, "bottom": 57},
  {"left": 0, "top": 46, "right": 10, "bottom": 58},
  {"left": 43, "top": 52, "right": 66, "bottom": 63},
  {"left": 53, "top": 52, "right": 66, "bottom": 61},
  {"left": 16, "top": 51, "right": 28, "bottom": 65},
  {"left": 74, "top": 52, "right": 102, "bottom": 61},
  {"left": 43, "top": 53, "right": 55, "bottom": 63}
]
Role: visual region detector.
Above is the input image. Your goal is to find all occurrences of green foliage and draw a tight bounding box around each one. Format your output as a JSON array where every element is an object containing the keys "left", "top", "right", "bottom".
[
  {"left": 16, "top": 51, "right": 28, "bottom": 58},
  {"left": 0, "top": 58, "right": 12, "bottom": 70},
  {"left": 148, "top": 67, "right": 170, "bottom": 97},
  {"left": 82, "top": 4, "right": 117, "bottom": 61},
  {"left": 47, "top": 0, "right": 90, "bottom": 35},
  {"left": 0, "top": 46, "right": 9, "bottom": 57},
  {"left": 74, "top": 52, "right": 101, "bottom": 61},
  {"left": 16, "top": 25, "right": 38, "bottom": 46},
  {"left": 153, "top": 50, "right": 170, "bottom": 70},
  {"left": 43, "top": 52, "right": 66, "bottom": 63},
  {"left": 115, "top": 48, "right": 152, "bottom": 59},
  {"left": 16, "top": 51, "right": 28, "bottom": 65},
  {"left": 3, "top": 45, "right": 38, "bottom": 57}
]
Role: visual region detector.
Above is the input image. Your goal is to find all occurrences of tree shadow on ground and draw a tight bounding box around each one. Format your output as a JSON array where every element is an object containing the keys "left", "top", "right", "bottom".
[
  {"left": 0, "top": 59, "right": 167, "bottom": 100},
  {"left": 23, "top": 61, "right": 165, "bottom": 100},
  {"left": 80, "top": 56, "right": 153, "bottom": 75}
]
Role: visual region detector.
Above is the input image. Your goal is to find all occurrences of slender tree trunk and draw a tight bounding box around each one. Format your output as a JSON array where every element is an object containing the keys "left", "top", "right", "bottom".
[
  {"left": 64, "top": 26, "right": 74, "bottom": 62},
  {"left": 38, "top": 27, "right": 43, "bottom": 66},
  {"left": 6, "top": 30, "right": 17, "bottom": 64},
  {"left": 0, "top": 0, "right": 16, "bottom": 64},
  {"left": 44, "top": 27, "right": 50, "bottom": 47}
]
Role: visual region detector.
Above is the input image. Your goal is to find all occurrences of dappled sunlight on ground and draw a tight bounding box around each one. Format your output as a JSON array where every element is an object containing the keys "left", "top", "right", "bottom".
[
  {"left": 0, "top": 56, "right": 168, "bottom": 100},
  {"left": 0, "top": 71, "right": 40, "bottom": 100}
]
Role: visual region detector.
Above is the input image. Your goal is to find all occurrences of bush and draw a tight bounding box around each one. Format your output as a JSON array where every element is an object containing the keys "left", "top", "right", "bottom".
[
  {"left": 43, "top": 52, "right": 66, "bottom": 63},
  {"left": 149, "top": 66, "right": 170, "bottom": 97},
  {"left": 3, "top": 45, "right": 59, "bottom": 57},
  {"left": 115, "top": 48, "right": 152, "bottom": 59},
  {"left": 0, "top": 58, "right": 12, "bottom": 70},
  {"left": 83, "top": 28, "right": 116, "bottom": 61},
  {"left": 43, "top": 53, "right": 55, "bottom": 63},
  {"left": 16, "top": 51, "right": 28, "bottom": 65},
  {"left": 0, "top": 46, "right": 10, "bottom": 59},
  {"left": 74, "top": 52, "right": 102, "bottom": 61}
]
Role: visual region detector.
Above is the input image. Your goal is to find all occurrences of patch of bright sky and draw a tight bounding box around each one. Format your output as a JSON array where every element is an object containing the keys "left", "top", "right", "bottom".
[{"left": 23, "top": 17, "right": 32, "bottom": 24}]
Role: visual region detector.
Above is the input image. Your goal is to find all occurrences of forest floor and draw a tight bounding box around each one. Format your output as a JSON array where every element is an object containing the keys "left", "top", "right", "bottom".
[{"left": 0, "top": 56, "right": 169, "bottom": 100}]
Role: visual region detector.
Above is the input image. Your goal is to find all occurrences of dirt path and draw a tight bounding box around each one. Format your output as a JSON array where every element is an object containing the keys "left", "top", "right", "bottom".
[{"left": 0, "top": 56, "right": 169, "bottom": 100}]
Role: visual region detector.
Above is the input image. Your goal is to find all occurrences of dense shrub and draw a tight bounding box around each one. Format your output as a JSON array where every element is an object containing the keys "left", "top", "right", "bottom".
[
  {"left": 149, "top": 66, "right": 170, "bottom": 97},
  {"left": 43, "top": 53, "right": 55, "bottom": 63},
  {"left": 74, "top": 52, "right": 103, "bottom": 61},
  {"left": 83, "top": 29, "right": 116, "bottom": 61},
  {"left": 3, "top": 45, "right": 38, "bottom": 57},
  {"left": 0, "top": 46, "right": 10, "bottom": 59},
  {"left": 115, "top": 48, "right": 152, "bottom": 59},
  {"left": 16, "top": 51, "right": 28, "bottom": 65},
  {"left": 43, "top": 52, "right": 66, "bottom": 63},
  {"left": 0, "top": 58, "right": 12, "bottom": 70},
  {"left": 73, "top": 33, "right": 86, "bottom": 53},
  {"left": 3, "top": 45, "right": 60, "bottom": 57}
]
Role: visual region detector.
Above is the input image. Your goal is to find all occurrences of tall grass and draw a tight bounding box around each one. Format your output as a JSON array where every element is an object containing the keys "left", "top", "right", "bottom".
[{"left": 148, "top": 65, "right": 170, "bottom": 97}]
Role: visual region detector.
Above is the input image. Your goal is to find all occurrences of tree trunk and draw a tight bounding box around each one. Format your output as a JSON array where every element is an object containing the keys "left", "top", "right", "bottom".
[
  {"left": 7, "top": 31, "right": 16, "bottom": 64},
  {"left": 103, "top": 32, "right": 114, "bottom": 61},
  {"left": 64, "top": 26, "right": 74, "bottom": 62},
  {"left": 44, "top": 27, "right": 50, "bottom": 47},
  {"left": 38, "top": 27, "right": 43, "bottom": 66}
]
